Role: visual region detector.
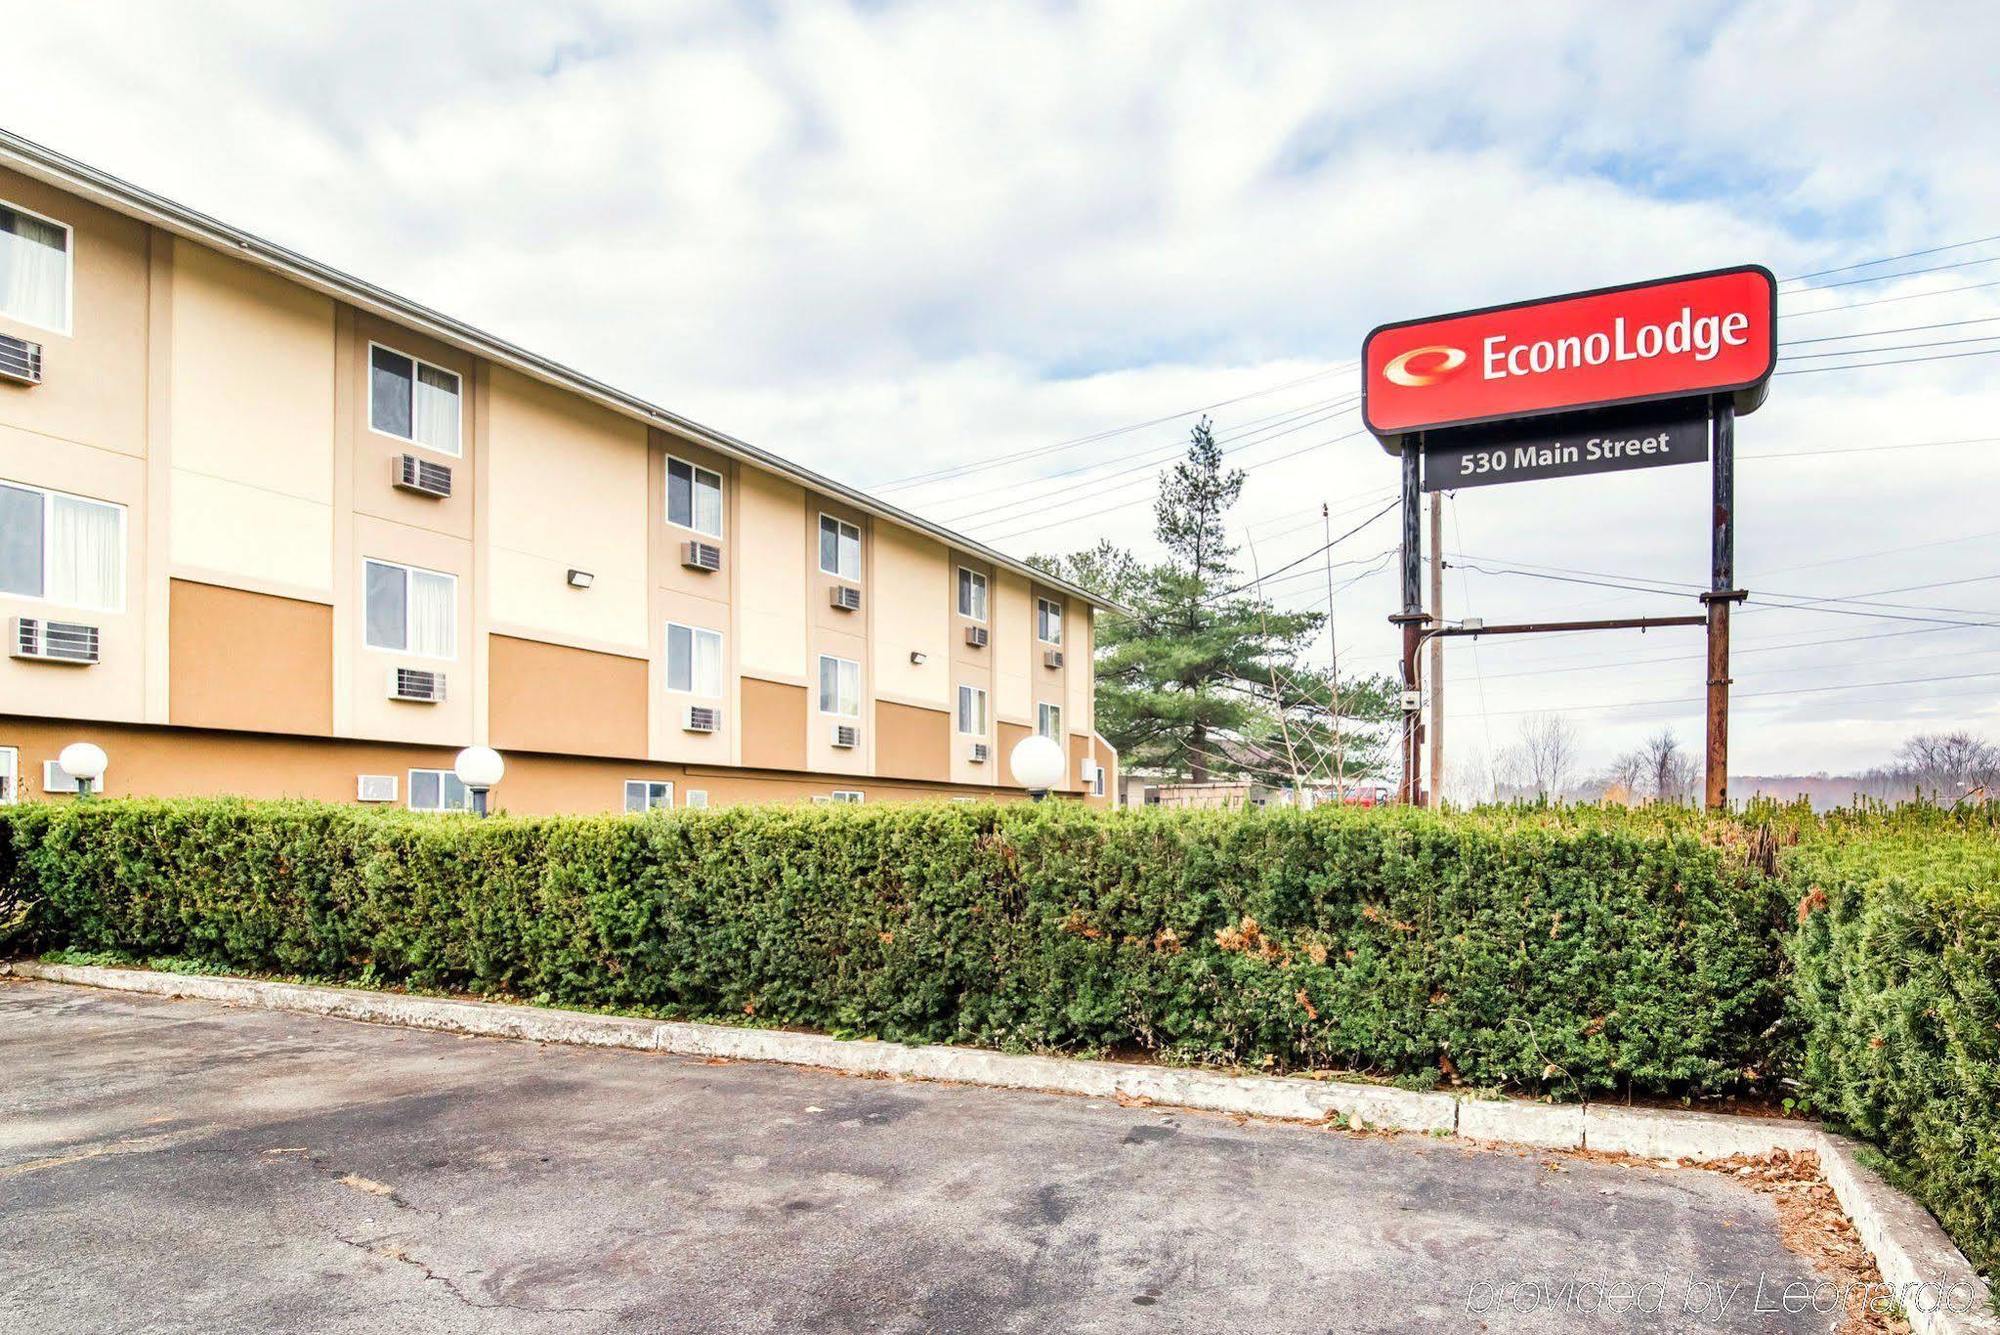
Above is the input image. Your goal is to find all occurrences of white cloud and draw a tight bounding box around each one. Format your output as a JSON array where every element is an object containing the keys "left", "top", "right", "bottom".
[{"left": 4, "top": 0, "right": 1997, "bottom": 777}]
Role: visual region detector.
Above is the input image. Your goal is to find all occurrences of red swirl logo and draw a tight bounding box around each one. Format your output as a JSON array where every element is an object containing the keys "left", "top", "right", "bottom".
[{"left": 1383, "top": 345, "right": 1467, "bottom": 388}]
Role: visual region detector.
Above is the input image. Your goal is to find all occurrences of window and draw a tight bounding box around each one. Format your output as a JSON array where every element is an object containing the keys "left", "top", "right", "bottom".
[
  {"left": 365, "top": 559, "right": 456, "bottom": 658},
  {"left": 0, "top": 200, "right": 71, "bottom": 333},
  {"left": 1038, "top": 702, "right": 1062, "bottom": 741},
  {"left": 667, "top": 457, "right": 723, "bottom": 538},
  {"left": 408, "top": 768, "right": 471, "bottom": 812},
  {"left": 831, "top": 790, "right": 865, "bottom": 804},
  {"left": 685, "top": 789, "right": 709, "bottom": 809},
  {"left": 818, "top": 514, "right": 861, "bottom": 580},
  {"left": 818, "top": 654, "right": 860, "bottom": 716},
  {"left": 0, "top": 481, "right": 124, "bottom": 611},
  {"left": 1092, "top": 763, "right": 1106, "bottom": 798},
  {"left": 956, "top": 684, "right": 988, "bottom": 736},
  {"left": 369, "top": 344, "right": 462, "bottom": 456},
  {"left": 0, "top": 747, "right": 17, "bottom": 806},
  {"left": 625, "top": 780, "right": 674, "bottom": 812},
  {"left": 665, "top": 622, "right": 724, "bottom": 696},
  {"left": 957, "top": 567, "right": 987, "bottom": 622},
  {"left": 1037, "top": 598, "right": 1063, "bottom": 645}
]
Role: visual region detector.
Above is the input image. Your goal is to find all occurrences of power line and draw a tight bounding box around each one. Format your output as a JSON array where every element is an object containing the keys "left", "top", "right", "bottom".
[
  {"left": 1782, "top": 276, "right": 2000, "bottom": 319},
  {"left": 1783, "top": 252, "right": 2000, "bottom": 294},
  {"left": 871, "top": 362, "right": 1355, "bottom": 492},
  {"left": 1781, "top": 314, "right": 2000, "bottom": 345},
  {"left": 1778, "top": 333, "right": 2000, "bottom": 361},
  {"left": 1779, "top": 232, "right": 2000, "bottom": 285},
  {"left": 1773, "top": 344, "right": 2000, "bottom": 376},
  {"left": 1206, "top": 501, "right": 1402, "bottom": 603}
]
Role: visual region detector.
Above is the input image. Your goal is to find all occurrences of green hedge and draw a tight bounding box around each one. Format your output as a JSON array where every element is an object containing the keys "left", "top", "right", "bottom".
[
  {"left": 1784, "top": 815, "right": 2000, "bottom": 1279},
  {"left": 0, "top": 797, "right": 1790, "bottom": 1099}
]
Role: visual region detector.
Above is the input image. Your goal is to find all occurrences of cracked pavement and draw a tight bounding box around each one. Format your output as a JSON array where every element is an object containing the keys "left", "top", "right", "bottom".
[{"left": 1, "top": 980, "right": 1833, "bottom": 1333}]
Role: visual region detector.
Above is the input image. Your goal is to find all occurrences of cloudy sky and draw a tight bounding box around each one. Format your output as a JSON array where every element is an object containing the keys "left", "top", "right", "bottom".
[{"left": 7, "top": 1, "right": 1998, "bottom": 786}]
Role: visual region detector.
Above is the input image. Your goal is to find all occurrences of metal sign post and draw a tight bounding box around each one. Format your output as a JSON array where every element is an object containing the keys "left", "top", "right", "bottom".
[
  {"left": 1702, "top": 402, "right": 1746, "bottom": 810},
  {"left": 1391, "top": 440, "right": 1427, "bottom": 804}
]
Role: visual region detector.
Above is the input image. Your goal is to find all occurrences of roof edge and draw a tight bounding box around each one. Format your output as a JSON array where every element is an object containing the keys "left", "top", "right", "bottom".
[{"left": 0, "top": 127, "right": 1122, "bottom": 613}]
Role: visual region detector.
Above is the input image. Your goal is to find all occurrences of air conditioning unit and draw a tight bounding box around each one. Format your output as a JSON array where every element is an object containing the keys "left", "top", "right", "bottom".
[
  {"left": 12, "top": 617, "right": 99, "bottom": 665},
  {"left": 830, "top": 584, "right": 862, "bottom": 612},
  {"left": 680, "top": 540, "right": 722, "bottom": 573},
  {"left": 969, "top": 742, "right": 989, "bottom": 763},
  {"left": 388, "top": 667, "right": 446, "bottom": 702},
  {"left": 42, "top": 760, "right": 104, "bottom": 794},
  {"left": 684, "top": 704, "right": 721, "bottom": 733},
  {"left": 830, "top": 722, "right": 859, "bottom": 749},
  {"left": 964, "top": 625, "right": 988, "bottom": 648},
  {"left": 0, "top": 333, "right": 44, "bottom": 386},
  {"left": 356, "top": 774, "right": 398, "bottom": 803},
  {"left": 1043, "top": 649, "right": 1065, "bottom": 669},
  {"left": 392, "top": 453, "right": 453, "bottom": 498},
  {"left": 1080, "top": 758, "right": 1098, "bottom": 783}
]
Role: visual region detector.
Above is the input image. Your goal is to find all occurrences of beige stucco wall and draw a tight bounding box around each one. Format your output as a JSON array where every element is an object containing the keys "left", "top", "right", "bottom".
[
  {"left": 347, "top": 512, "right": 474, "bottom": 747},
  {"left": 0, "top": 165, "right": 151, "bottom": 460},
  {"left": 484, "top": 366, "right": 648, "bottom": 652},
  {"left": 870, "top": 522, "right": 949, "bottom": 709},
  {"left": 1066, "top": 605, "right": 1094, "bottom": 736},
  {"left": 993, "top": 569, "right": 1033, "bottom": 724},
  {"left": 948, "top": 553, "right": 996, "bottom": 787},
  {"left": 168, "top": 239, "right": 335, "bottom": 594},
  {"left": 734, "top": 467, "right": 807, "bottom": 680}
]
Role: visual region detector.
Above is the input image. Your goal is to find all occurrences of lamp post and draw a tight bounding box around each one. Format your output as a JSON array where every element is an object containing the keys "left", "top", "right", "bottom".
[
  {"left": 1008, "top": 734, "right": 1066, "bottom": 803},
  {"left": 453, "top": 746, "right": 504, "bottom": 818},
  {"left": 57, "top": 742, "right": 107, "bottom": 799}
]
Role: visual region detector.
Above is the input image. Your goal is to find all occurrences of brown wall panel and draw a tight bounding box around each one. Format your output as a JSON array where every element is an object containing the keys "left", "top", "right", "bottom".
[
  {"left": 168, "top": 579, "right": 333, "bottom": 736},
  {"left": 488, "top": 634, "right": 648, "bottom": 759},
  {"left": 0, "top": 717, "right": 1024, "bottom": 813},
  {"left": 998, "top": 721, "right": 1031, "bottom": 788},
  {"left": 874, "top": 700, "right": 950, "bottom": 782},
  {"left": 740, "top": 676, "right": 808, "bottom": 772}
]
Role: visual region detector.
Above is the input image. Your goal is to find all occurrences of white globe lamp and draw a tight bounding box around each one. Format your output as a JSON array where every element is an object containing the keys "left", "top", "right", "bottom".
[
  {"left": 1009, "top": 734, "right": 1067, "bottom": 802},
  {"left": 58, "top": 741, "right": 108, "bottom": 799},
  {"left": 453, "top": 746, "right": 505, "bottom": 817}
]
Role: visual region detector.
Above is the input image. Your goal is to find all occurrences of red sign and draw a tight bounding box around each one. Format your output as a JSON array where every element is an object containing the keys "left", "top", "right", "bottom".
[{"left": 1363, "top": 266, "right": 1776, "bottom": 438}]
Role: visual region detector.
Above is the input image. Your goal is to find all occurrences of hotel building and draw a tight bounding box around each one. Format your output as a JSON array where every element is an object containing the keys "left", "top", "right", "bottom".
[{"left": 0, "top": 131, "right": 1115, "bottom": 813}]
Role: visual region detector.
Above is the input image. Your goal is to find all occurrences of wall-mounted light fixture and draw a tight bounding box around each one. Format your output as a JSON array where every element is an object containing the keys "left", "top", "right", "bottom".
[
  {"left": 909, "top": 651, "right": 927, "bottom": 665},
  {"left": 566, "top": 569, "right": 594, "bottom": 589}
]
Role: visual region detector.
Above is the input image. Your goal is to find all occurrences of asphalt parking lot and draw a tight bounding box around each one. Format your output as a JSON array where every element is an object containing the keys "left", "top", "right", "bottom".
[{"left": 1, "top": 979, "right": 1838, "bottom": 1333}]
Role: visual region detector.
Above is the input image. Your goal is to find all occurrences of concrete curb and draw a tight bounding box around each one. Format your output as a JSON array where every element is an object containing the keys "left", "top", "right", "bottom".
[{"left": 7, "top": 960, "right": 1992, "bottom": 1330}]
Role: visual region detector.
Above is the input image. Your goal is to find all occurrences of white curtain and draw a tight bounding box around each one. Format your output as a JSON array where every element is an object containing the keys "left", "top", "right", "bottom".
[
  {"left": 408, "top": 569, "right": 456, "bottom": 658},
  {"left": 413, "top": 365, "right": 461, "bottom": 455},
  {"left": 46, "top": 495, "right": 121, "bottom": 610},
  {"left": 693, "top": 629, "right": 723, "bottom": 697},
  {"left": 693, "top": 471, "right": 722, "bottom": 536},
  {"left": 0, "top": 208, "right": 68, "bottom": 330}
]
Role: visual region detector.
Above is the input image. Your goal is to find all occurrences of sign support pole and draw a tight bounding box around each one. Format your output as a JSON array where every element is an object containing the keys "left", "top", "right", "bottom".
[
  {"left": 1391, "top": 438, "right": 1428, "bottom": 804},
  {"left": 1702, "top": 401, "right": 1746, "bottom": 810}
]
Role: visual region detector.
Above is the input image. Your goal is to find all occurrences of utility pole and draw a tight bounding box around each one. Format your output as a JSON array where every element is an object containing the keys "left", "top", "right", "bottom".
[{"left": 1428, "top": 491, "right": 1444, "bottom": 806}]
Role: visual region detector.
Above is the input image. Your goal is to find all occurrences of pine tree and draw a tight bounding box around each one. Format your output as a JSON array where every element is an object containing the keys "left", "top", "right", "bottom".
[{"left": 1036, "top": 418, "right": 1397, "bottom": 786}]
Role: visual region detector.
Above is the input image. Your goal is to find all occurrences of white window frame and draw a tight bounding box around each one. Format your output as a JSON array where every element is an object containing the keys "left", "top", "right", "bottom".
[
  {"left": 363, "top": 558, "right": 458, "bottom": 661},
  {"left": 406, "top": 767, "right": 472, "bottom": 813},
  {"left": 625, "top": 779, "right": 674, "bottom": 812},
  {"left": 956, "top": 684, "right": 988, "bottom": 737},
  {"left": 664, "top": 621, "right": 724, "bottom": 697},
  {"left": 1092, "top": 762, "right": 1106, "bottom": 798},
  {"left": 817, "top": 654, "right": 861, "bottom": 718},
  {"left": 366, "top": 340, "right": 463, "bottom": 457},
  {"left": 0, "top": 197, "right": 74, "bottom": 336},
  {"left": 1037, "top": 597, "right": 1063, "bottom": 646},
  {"left": 1038, "top": 702, "right": 1063, "bottom": 741},
  {"left": 957, "top": 567, "right": 988, "bottom": 623},
  {"left": 0, "top": 479, "right": 127, "bottom": 613},
  {"left": 665, "top": 454, "right": 725, "bottom": 539},
  {"left": 831, "top": 790, "right": 865, "bottom": 804},
  {"left": 0, "top": 746, "right": 18, "bottom": 805},
  {"left": 685, "top": 789, "right": 709, "bottom": 809},
  {"left": 818, "top": 512, "right": 862, "bottom": 581}
]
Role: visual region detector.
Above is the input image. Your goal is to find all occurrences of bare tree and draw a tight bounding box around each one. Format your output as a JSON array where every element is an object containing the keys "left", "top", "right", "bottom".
[
  {"left": 1642, "top": 729, "right": 1699, "bottom": 805},
  {"left": 1892, "top": 731, "right": 2000, "bottom": 799},
  {"left": 1597, "top": 749, "right": 1648, "bottom": 805},
  {"left": 1512, "top": 713, "right": 1579, "bottom": 799}
]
